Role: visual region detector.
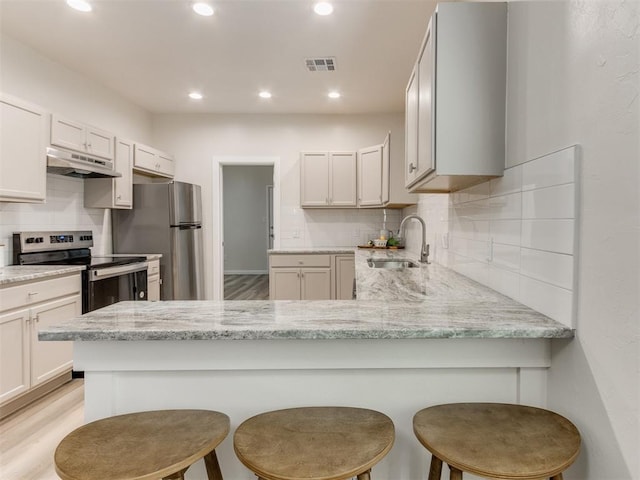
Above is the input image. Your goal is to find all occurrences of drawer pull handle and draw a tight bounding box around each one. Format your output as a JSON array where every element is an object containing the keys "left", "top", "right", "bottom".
[{"left": 28, "top": 292, "right": 39, "bottom": 296}]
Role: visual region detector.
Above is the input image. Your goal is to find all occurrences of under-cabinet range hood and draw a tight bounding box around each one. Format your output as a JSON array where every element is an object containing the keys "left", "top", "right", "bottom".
[{"left": 46, "top": 146, "right": 121, "bottom": 178}]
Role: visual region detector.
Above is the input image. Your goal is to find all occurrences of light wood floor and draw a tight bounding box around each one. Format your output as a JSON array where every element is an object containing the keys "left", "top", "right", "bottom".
[
  {"left": 224, "top": 274, "right": 269, "bottom": 300},
  {"left": 0, "top": 379, "right": 84, "bottom": 480}
]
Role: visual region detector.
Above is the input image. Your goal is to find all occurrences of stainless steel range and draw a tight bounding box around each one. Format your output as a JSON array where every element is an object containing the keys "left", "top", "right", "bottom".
[{"left": 13, "top": 231, "right": 148, "bottom": 313}]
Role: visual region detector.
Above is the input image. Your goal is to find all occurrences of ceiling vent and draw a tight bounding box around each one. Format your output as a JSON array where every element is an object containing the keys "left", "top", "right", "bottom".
[{"left": 305, "top": 57, "right": 336, "bottom": 72}]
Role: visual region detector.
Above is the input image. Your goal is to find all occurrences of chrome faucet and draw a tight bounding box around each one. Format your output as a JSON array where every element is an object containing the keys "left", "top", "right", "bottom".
[{"left": 398, "top": 214, "right": 430, "bottom": 263}]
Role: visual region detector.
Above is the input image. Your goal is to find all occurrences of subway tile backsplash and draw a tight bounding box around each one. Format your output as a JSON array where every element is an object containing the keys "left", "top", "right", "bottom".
[
  {"left": 0, "top": 174, "right": 111, "bottom": 265},
  {"left": 280, "top": 207, "right": 403, "bottom": 249},
  {"left": 416, "top": 145, "right": 579, "bottom": 328}
]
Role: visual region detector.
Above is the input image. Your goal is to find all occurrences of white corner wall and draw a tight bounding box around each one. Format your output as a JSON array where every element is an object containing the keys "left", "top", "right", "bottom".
[
  {"left": 416, "top": 1, "right": 639, "bottom": 478},
  {"left": 507, "top": 3, "right": 638, "bottom": 478}
]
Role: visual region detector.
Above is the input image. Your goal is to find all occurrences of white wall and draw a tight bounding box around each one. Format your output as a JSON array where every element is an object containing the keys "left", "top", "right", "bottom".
[
  {"left": 0, "top": 35, "right": 152, "bottom": 143},
  {"left": 0, "top": 34, "right": 153, "bottom": 260},
  {"left": 415, "top": 1, "right": 639, "bottom": 478},
  {"left": 223, "top": 165, "right": 273, "bottom": 274},
  {"left": 152, "top": 113, "right": 406, "bottom": 299}
]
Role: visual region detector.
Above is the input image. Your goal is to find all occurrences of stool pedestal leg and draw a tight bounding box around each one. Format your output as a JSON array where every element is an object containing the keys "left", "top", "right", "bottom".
[
  {"left": 449, "top": 466, "right": 462, "bottom": 480},
  {"left": 204, "top": 450, "right": 224, "bottom": 480},
  {"left": 428, "top": 455, "right": 443, "bottom": 480},
  {"left": 551, "top": 475, "right": 564, "bottom": 480},
  {"left": 357, "top": 469, "right": 371, "bottom": 480}
]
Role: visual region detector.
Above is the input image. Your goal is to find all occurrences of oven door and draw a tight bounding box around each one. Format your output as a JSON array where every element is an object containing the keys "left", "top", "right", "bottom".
[{"left": 84, "top": 263, "right": 148, "bottom": 313}]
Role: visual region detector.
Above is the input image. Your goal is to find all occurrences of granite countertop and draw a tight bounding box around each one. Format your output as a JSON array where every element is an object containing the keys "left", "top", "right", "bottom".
[
  {"left": 109, "top": 253, "right": 163, "bottom": 260},
  {"left": 0, "top": 265, "right": 85, "bottom": 286},
  {"left": 39, "top": 246, "right": 573, "bottom": 341},
  {"left": 39, "top": 298, "right": 572, "bottom": 341},
  {"left": 269, "top": 247, "right": 355, "bottom": 254}
]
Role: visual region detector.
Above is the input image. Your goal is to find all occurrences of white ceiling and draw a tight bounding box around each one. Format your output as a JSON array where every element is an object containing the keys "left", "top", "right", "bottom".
[{"left": 0, "top": 0, "right": 439, "bottom": 115}]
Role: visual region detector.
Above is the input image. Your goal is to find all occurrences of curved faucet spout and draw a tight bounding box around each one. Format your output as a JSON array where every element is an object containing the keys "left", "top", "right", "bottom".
[{"left": 398, "top": 214, "right": 430, "bottom": 263}]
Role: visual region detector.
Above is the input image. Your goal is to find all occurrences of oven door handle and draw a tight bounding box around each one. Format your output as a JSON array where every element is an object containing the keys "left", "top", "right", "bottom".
[{"left": 89, "top": 262, "right": 148, "bottom": 281}]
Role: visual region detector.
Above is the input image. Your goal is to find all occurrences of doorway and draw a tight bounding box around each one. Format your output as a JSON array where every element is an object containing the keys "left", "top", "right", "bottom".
[
  {"left": 222, "top": 165, "right": 273, "bottom": 300},
  {"left": 212, "top": 156, "right": 280, "bottom": 300}
]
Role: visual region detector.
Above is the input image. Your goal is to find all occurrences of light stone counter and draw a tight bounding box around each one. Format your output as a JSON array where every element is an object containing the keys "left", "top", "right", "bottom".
[
  {"left": 40, "top": 247, "right": 572, "bottom": 341},
  {"left": 110, "top": 253, "right": 163, "bottom": 260},
  {"left": 0, "top": 265, "right": 85, "bottom": 286},
  {"left": 38, "top": 247, "right": 573, "bottom": 480},
  {"left": 268, "top": 247, "right": 355, "bottom": 255}
]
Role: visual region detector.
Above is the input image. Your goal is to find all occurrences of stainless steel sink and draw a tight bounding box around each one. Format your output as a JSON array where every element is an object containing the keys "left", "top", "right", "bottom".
[{"left": 367, "top": 258, "right": 420, "bottom": 269}]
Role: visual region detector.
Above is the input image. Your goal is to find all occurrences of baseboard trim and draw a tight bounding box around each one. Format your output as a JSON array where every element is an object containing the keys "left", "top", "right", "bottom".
[{"left": 0, "top": 370, "right": 72, "bottom": 420}]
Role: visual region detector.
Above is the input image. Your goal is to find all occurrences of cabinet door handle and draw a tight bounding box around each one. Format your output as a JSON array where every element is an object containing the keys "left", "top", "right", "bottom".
[
  {"left": 409, "top": 162, "right": 417, "bottom": 173},
  {"left": 300, "top": 272, "right": 304, "bottom": 278}
]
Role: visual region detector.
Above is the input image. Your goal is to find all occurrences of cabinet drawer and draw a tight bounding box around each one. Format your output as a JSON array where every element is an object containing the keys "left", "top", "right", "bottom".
[
  {"left": 270, "top": 254, "right": 331, "bottom": 268},
  {"left": 0, "top": 274, "right": 81, "bottom": 313}
]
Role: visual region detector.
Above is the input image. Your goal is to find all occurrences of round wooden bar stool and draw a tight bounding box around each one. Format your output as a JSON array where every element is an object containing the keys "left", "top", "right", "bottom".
[
  {"left": 413, "top": 403, "right": 581, "bottom": 480},
  {"left": 233, "top": 406, "right": 395, "bottom": 480},
  {"left": 54, "top": 409, "right": 230, "bottom": 480}
]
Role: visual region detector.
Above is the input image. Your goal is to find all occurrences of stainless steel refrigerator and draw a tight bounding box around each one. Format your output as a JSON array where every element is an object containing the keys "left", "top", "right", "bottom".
[{"left": 112, "top": 181, "right": 204, "bottom": 300}]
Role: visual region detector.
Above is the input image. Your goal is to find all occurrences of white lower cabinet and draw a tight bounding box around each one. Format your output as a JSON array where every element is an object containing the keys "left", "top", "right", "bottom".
[
  {"left": 0, "top": 309, "right": 30, "bottom": 403},
  {"left": 0, "top": 274, "right": 80, "bottom": 408},
  {"left": 335, "top": 255, "right": 356, "bottom": 300},
  {"left": 147, "top": 259, "right": 161, "bottom": 301},
  {"left": 30, "top": 297, "right": 76, "bottom": 386},
  {"left": 269, "top": 253, "right": 355, "bottom": 301}
]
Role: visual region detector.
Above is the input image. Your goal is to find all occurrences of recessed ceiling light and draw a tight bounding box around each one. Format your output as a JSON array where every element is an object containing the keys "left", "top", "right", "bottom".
[
  {"left": 328, "top": 91, "right": 341, "bottom": 99},
  {"left": 188, "top": 92, "right": 203, "bottom": 100},
  {"left": 314, "top": 2, "right": 333, "bottom": 15},
  {"left": 66, "top": 0, "right": 92, "bottom": 12},
  {"left": 193, "top": 2, "right": 214, "bottom": 16},
  {"left": 259, "top": 91, "right": 272, "bottom": 99}
]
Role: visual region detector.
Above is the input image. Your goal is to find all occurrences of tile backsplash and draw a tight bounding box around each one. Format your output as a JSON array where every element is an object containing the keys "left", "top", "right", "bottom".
[
  {"left": 416, "top": 145, "right": 579, "bottom": 328},
  {"left": 280, "top": 207, "right": 403, "bottom": 248},
  {"left": 0, "top": 174, "right": 111, "bottom": 265}
]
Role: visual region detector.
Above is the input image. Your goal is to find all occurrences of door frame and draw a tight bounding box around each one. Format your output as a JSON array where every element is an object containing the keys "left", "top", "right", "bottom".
[{"left": 213, "top": 156, "right": 280, "bottom": 300}]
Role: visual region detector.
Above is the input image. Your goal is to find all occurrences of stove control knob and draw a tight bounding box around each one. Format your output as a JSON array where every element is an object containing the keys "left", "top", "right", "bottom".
[{"left": 139, "top": 292, "right": 146, "bottom": 299}]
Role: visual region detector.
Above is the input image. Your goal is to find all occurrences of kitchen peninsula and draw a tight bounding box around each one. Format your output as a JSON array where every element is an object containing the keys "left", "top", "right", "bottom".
[{"left": 40, "top": 249, "right": 573, "bottom": 480}]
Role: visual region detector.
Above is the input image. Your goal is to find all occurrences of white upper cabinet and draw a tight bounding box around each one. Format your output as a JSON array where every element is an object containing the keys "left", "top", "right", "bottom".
[
  {"left": 406, "top": 2, "right": 507, "bottom": 193},
  {"left": 84, "top": 137, "right": 134, "bottom": 209},
  {"left": 405, "top": 69, "right": 419, "bottom": 187},
  {"left": 51, "top": 114, "right": 115, "bottom": 160},
  {"left": 0, "top": 94, "right": 47, "bottom": 203},
  {"left": 358, "top": 133, "right": 391, "bottom": 208},
  {"left": 300, "top": 151, "right": 356, "bottom": 208},
  {"left": 329, "top": 152, "right": 357, "bottom": 207},
  {"left": 133, "top": 142, "right": 175, "bottom": 178}
]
